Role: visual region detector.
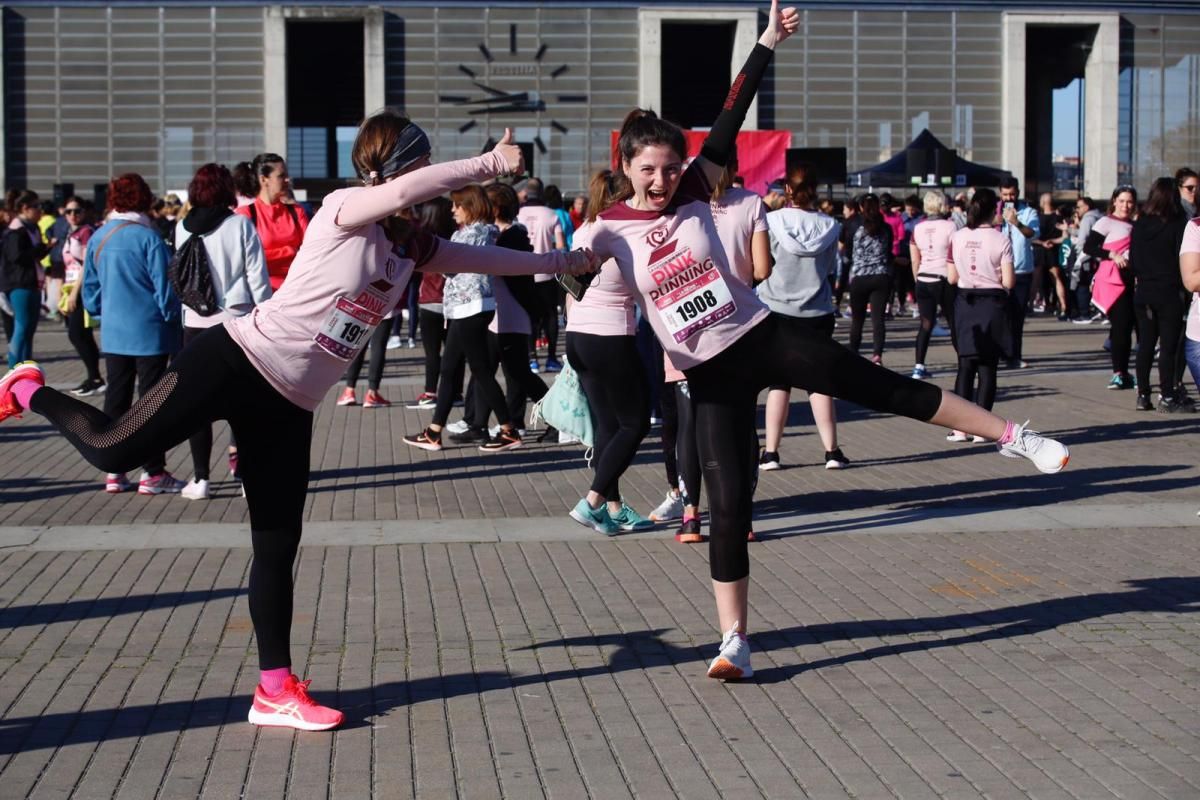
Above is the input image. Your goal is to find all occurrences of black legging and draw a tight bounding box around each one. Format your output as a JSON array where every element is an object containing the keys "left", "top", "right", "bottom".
[
  {"left": 65, "top": 299, "right": 102, "bottom": 383},
  {"left": 433, "top": 311, "right": 510, "bottom": 428},
  {"left": 183, "top": 325, "right": 240, "bottom": 481},
  {"left": 1108, "top": 290, "right": 1136, "bottom": 376},
  {"left": 469, "top": 332, "right": 549, "bottom": 427},
  {"left": 848, "top": 274, "right": 891, "bottom": 357},
  {"left": 914, "top": 278, "right": 958, "bottom": 365},
  {"left": 530, "top": 281, "right": 561, "bottom": 361},
  {"left": 566, "top": 332, "right": 650, "bottom": 501},
  {"left": 1135, "top": 293, "right": 1186, "bottom": 396},
  {"left": 1009, "top": 273, "right": 1033, "bottom": 362},
  {"left": 685, "top": 315, "right": 942, "bottom": 582},
  {"left": 955, "top": 356, "right": 998, "bottom": 411},
  {"left": 343, "top": 318, "right": 391, "bottom": 390},
  {"left": 29, "top": 326, "right": 311, "bottom": 670},
  {"left": 418, "top": 308, "right": 447, "bottom": 394}
]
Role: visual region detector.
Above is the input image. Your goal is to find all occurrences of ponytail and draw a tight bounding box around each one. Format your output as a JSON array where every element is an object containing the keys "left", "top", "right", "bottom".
[{"left": 586, "top": 169, "right": 631, "bottom": 223}]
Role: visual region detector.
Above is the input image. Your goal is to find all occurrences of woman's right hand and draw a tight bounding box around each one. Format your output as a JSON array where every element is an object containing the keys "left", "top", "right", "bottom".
[
  {"left": 64, "top": 294, "right": 77, "bottom": 313},
  {"left": 759, "top": 0, "right": 801, "bottom": 49},
  {"left": 562, "top": 248, "right": 598, "bottom": 276},
  {"left": 491, "top": 128, "right": 524, "bottom": 175}
]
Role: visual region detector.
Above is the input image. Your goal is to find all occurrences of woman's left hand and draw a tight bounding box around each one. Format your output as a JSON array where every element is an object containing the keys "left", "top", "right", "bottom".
[
  {"left": 761, "top": 0, "right": 801, "bottom": 48},
  {"left": 1113, "top": 252, "right": 1129, "bottom": 268}
]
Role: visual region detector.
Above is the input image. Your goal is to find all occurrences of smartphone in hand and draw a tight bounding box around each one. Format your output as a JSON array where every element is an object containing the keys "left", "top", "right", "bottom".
[{"left": 557, "top": 271, "right": 595, "bottom": 302}]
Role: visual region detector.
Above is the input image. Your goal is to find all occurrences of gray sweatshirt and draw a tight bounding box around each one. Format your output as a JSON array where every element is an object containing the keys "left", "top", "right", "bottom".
[{"left": 757, "top": 208, "right": 841, "bottom": 318}]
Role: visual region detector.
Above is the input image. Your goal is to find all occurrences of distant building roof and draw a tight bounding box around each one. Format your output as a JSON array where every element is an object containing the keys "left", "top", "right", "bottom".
[{"left": 9, "top": 0, "right": 1200, "bottom": 11}]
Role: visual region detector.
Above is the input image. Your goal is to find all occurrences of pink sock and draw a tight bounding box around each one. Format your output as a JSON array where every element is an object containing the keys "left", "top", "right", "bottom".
[
  {"left": 997, "top": 420, "right": 1016, "bottom": 445},
  {"left": 683, "top": 512, "right": 698, "bottom": 523},
  {"left": 260, "top": 667, "right": 291, "bottom": 695},
  {"left": 11, "top": 379, "right": 41, "bottom": 410}
]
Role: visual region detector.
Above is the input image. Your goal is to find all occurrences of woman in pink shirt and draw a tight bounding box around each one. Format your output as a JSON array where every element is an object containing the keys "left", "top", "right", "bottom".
[
  {"left": 1083, "top": 186, "right": 1137, "bottom": 390},
  {"left": 909, "top": 192, "right": 959, "bottom": 379},
  {"left": 945, "top": 188, "right": 1014, "bottom": 441},
  {"left": 572, "top": 0, "right": 1067, "bottom": 681},
  {"left": 0, "top": 113, "right": 594, "bottom": 732}
]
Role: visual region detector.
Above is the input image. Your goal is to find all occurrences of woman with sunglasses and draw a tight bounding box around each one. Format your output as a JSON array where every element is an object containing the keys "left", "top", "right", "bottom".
[
  {"left": 60, "top": 198, "right": 105, "bottom": 396},
  {"left": 572, "top": 0, "right": 1068, "bottom": 681}
]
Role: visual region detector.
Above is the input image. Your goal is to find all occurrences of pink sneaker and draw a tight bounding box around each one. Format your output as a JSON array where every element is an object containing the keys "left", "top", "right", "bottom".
[
  {"left": 337, "top": 387, "right": 357, "bottom": 407},
  {"left": 247, "top": 675, "right": 344, "bottom": 731},
  {"left": 105, "top": 473, "right": 133, "bottom": 493},
  {"left": 138, "top": 471, "right": 186, "bottom": 495},
  {"left": 0, "top": 361, "right": 45, "bottom": 422},
  {"left": 363, "top": 390, "right": 390, "bottom": 409}
]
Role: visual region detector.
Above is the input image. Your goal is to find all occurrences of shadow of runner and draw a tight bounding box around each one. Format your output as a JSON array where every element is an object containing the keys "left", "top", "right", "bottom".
[
  {"left": 0, "top": 588, "right": 246, "bottom": 630},
  {"left": 1, "top": 578, "right": 1194, "bottom": 753}
]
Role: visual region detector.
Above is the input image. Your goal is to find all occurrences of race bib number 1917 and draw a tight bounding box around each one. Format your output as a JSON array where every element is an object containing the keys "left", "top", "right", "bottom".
[{"left": 314, "top": 295, "right": 382, "bottom": 360}]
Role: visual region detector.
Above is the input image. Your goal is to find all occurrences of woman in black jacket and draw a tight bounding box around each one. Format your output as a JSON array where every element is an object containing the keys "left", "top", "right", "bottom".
[
  {"left": 1130, "top": 177, "right": 1191, "bottom": 412},
  {"left": 2, "top": 191, "right": 48, "bottom": 368}
]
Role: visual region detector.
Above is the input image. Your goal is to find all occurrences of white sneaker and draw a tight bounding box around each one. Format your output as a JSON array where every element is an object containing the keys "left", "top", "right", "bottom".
[
  {"left": 946, "top": 430, "right": 969, "bottom": 442},
  {"left": 445, "top": 419, "right": 471, "bottom": 435},
  {"left": 385, "top": 335, "right": 402, "bottom": 350},
  {"left": 558, "top": 431, "right": 581, "bottom": 444},
  {"left": 997, "top": 420, "right": 1069, "bottom": 474},
  {"left": 649, "top": 490, "right": 684, "bottom": 522},
  {"left": 971, "top": 435, "right": 987, "bottom": 443},
  {"left": 181, "top": 478, "right": 210, "bottom": 500},
  {"left": 707, "top": 622, "right": 753, "bottom": 680},
  {"left": 407, "top": 337, "right": 416, "bottom": 349}
]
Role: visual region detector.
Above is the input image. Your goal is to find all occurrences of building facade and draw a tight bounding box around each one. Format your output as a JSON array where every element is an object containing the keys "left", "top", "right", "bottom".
[{"left": 2, "top": 1, "right": 1198, "bottom": 201}]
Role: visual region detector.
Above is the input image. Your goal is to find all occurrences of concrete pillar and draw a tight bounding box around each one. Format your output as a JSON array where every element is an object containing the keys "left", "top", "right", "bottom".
[
  {"left": 263, "top": 7, "right": 287, "bottom": 156},
  {"left": 364, "top": 8, "right": 385, "bottom": 114}
]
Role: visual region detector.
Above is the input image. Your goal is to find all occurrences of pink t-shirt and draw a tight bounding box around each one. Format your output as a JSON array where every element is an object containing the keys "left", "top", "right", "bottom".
[
  {"left": 1092, "top": 215, "right": 1134, "bottom": 253},
  {"left": 710, "top": 187, "right": 767, "bottom": 286},
  {"left": 912, "top": 217, "right": 957, "bottom": 281},
  {"left": 518, "top": 204, "right": 563, "bottom": 283},
  {"left": 948, "top": 226, "right": 1013, "bottom": 291},
  {"left": 1182, "top": 218, "right": 1200, "bottom": 342},
  {"left": 226, "top": 153, "right": 577, "bottom": 410},
  {"left": 489, "top": 277, "right": 531, "bottom": 336},
  {"left": 585, "top": 167, "right": 769, "bottom": 370},
  {"left": 563, "top": 256, "right": 637, "bottom": 337}
]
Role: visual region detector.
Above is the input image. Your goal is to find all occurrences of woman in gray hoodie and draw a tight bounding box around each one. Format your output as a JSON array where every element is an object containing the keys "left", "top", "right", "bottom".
[{"left": 756, "top": 163, "right": 851, "bottom": 471}]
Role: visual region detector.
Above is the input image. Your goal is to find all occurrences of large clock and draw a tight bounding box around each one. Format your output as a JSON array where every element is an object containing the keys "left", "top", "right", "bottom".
[{"left": 438, "top": 23, "right": 588, "bottom": 155}]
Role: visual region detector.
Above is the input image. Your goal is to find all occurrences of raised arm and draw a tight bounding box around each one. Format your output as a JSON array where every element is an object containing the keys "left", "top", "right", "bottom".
[
  {"left": 336, "top": 132, "right": 522, "bottom": 228},
  {"left": 692, "top": 0, "right": 800, "bottom": 186}
]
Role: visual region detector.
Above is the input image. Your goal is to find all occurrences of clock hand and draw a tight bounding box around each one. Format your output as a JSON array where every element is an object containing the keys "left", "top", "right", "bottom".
[
  {"left": 468, "top": 99, "right": 547, "bottom": 115},
  {"left": 472, "top": 81, "right": 509, "bottom": 97},
  {"left": 461, "top": 92, "right": 530, "bottom": 106}
]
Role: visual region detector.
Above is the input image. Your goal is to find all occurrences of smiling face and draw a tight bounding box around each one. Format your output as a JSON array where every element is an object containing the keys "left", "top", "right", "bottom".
[
  {"left": 1113, "top": 190, "right": 1135, "bottom": 219},
  {"left": 623, "top": 144, "right": 684, "bottom": 212}
]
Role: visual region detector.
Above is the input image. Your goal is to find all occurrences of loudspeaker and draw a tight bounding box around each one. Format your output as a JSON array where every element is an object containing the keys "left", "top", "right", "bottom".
[
  {"left": 52, "top": 183, "right": 74, "bottom": 208},
  {"left": 906, "top": 149, "right": 927, "bottom": 184},
  {"left": 785, "top": 147, "right": 847, "bottom": 185},
  {"left": 934, "top": 148, "right": 957, "bottom": 183},
  {"left": 93, "top": 183, "right": 108, "bottom": 212}
]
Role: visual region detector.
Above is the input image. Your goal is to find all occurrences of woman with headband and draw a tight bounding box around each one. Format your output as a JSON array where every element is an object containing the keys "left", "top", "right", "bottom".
[
  {"left": 578, "top": 0, "right": 1067, "bottom": 680},
  {"left": 0, "top": 114, "right": 595, "bottom": 732}
]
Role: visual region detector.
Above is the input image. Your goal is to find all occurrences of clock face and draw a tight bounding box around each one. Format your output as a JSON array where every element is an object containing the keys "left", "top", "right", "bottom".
[{"left": 438, "top": 23, "right": 588, "bottom": 154}]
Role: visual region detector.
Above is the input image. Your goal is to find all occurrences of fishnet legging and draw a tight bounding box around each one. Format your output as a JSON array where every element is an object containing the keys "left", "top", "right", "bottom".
[{"left": 30, "top": 327, "right": 314, "bottom": 669}]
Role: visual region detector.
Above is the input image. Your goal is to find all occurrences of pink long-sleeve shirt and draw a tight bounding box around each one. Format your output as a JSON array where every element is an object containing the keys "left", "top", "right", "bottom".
[{"left": 226, "top": 153, "right": 577, "bottom": 410}]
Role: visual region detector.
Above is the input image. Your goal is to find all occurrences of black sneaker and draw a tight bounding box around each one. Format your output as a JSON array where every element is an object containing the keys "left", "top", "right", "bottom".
[
  {"left": 1158, "top": 395, "right": 1196, "bottom": 414},
  {"left": 824, "top": 448, "right": 851, "bottom": 469},
  {"left": 758, "top": 450, "right": 780, "bottom": 471},
  {"left": 402, "top": 428, "right": 442, "bottom": 451},
  {"left": 1135, "top": 393, "right": 1153, "bottom": 411},
  {"left": 479, "top": 429, "right": 523, "bottom": 452},
  {"left": 71, "top": 378, "right": 106, "bottom": 397},
  {"left": 535, "top": 425, "right": 559, "bottom": 443},
  {"left": 449, "top": 426, "right": 490, "bottom": 444}
]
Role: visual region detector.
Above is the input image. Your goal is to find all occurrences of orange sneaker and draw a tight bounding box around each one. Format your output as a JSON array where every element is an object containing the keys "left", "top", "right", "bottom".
[
  {"left": 675, "top": 517, "right": 703, "bottom": 544},
  {"left": 337, "top": 387, "right": 357, "bottom": 407},
  {"left": 0, "top": 361, "right": 45, "bottom": 422},
  {"left": 247, "top": 675, "right": 344, "bottom": 731},
  {"left": 363, "top": 390, "right": 390, "bottom": 408}
]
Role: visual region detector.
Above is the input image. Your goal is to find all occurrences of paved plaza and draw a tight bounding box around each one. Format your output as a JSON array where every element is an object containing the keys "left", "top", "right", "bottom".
[{"left": 1, "top": 317, "right": 1198, "bottom": 798}]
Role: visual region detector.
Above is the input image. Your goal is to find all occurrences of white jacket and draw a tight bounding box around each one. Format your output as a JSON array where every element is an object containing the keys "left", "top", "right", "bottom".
[{"left": 174, "top": 214, "right": 271, "bottom": 328}]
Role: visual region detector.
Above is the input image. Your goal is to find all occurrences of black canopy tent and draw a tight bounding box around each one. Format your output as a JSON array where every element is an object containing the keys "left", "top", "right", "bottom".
[{"left": 847, "top": 129, "right": 1012, "bottom": 189}]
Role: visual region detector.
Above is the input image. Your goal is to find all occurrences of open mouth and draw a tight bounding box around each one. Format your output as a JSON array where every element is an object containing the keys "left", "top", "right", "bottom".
[{"left": 647, "top": 188, "right": 668, "bottom": 203}]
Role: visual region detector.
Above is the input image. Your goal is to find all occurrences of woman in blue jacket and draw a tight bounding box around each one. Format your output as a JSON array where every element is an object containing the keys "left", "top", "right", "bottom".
[{"left": 83, "top": 173, "right": 186, "bottom": 496}]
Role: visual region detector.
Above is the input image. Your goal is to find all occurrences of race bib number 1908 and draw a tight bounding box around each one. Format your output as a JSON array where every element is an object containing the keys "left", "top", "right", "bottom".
[
  {"left": 314, "top": 295, "right": 382, "bottom": 360},
  {"left": 653, "top": 264, "right": 736, "bottom": 344}
]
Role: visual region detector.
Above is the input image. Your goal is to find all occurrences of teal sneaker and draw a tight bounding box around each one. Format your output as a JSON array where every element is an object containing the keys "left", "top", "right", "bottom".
[
  {"left": 610, "top": 503, "right": 654, "bottom": 531},
  {"left": 569, "top": 498, "right": 619, "bottom": 535}
]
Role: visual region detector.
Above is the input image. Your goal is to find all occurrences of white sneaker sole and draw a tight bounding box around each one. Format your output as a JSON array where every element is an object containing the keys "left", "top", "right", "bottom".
[
  {"left": 403, "top": 439, "right": 441, "bottom": 452},
  {"left": 649, "top": 511, "right": 682, "bottom": 522},
  {"left": 569, "top": 508, "right": 616, "bottom": 535},
  {"left": 758, "top": 462, "right": 780, "bottom": 472},
  {"left": 825, "top": 461, "right": 848, "bottom": 470},
  {"left": 138, "top": 485, "right": 183, "bottom": 495},
  {"left": 247, "top": 707, "right": 341, "bottom": 731}
]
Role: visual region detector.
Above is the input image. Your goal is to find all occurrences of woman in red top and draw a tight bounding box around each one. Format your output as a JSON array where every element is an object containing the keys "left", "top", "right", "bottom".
[{"left": 235, "top": 153, "right": 309, "bottom": 289}]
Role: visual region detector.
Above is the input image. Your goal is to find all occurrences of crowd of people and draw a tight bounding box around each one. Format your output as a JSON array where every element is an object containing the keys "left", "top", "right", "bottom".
[{"left": 0, "top": 0, "right": 1191, "bottom": 734}]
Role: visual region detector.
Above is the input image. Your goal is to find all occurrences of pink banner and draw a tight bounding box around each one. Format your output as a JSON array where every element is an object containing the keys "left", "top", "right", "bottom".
[{"left": 610, "top": 130, "right": 792, "bottom": 197}]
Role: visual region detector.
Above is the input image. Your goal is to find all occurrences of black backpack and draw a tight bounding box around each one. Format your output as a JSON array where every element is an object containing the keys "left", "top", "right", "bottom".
[{"left": 168, "top": 234, "right": 219, "bottom": 316}]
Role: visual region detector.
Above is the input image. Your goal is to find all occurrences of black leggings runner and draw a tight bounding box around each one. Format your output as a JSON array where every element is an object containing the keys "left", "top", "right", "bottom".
[
  {"left": 29, "top": 325, "right": 312, "bottom": 670},
  {"left": 914, "top": 278, "right": 957, "bottom": 365},
  {"left": 685, "top": 315, "right": 942, "bottom": 583},
  {"left": 433, "top": 311, "right": 510, "bottom": 428},
  {"left": 848, "top": 274, "right": 891, "bottom": 357},
  {"left": 1135, "top": 294, "right": 1186, "bottom": 396},
  {"left": 566, "top": 331, "right": 650, "bottom": 501},
  {"left": 65, "top": 300, "right": 102, "bottom": 383},
  {"left": 344, "top": 318, "right": 391, "bottom": 390}
]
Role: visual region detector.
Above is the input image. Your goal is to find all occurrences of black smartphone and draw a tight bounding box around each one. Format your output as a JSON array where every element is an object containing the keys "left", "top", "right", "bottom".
[{"left": 557, "top": 270, "right": 596, "bottom": 302}]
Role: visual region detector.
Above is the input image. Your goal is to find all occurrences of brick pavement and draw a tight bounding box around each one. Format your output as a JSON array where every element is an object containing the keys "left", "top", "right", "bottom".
[{"left": 0, "top": 316, "right": 1198, "bottom": 798}]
